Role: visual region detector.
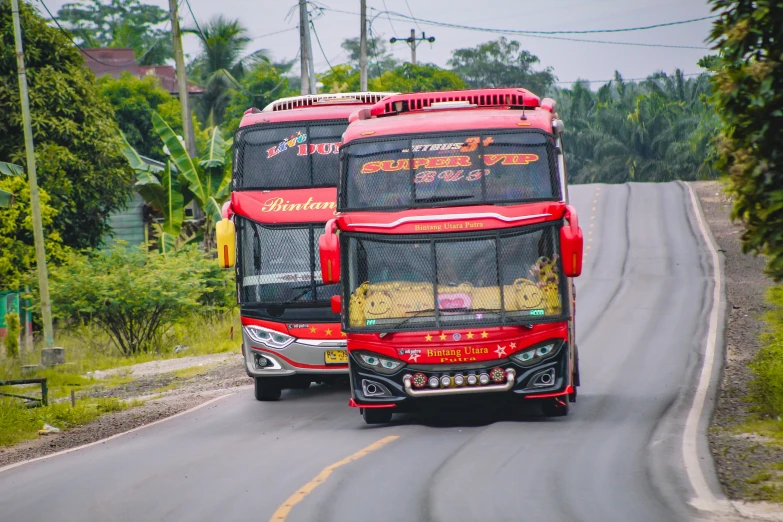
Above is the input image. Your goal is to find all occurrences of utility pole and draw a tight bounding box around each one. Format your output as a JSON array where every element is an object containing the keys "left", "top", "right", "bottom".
[
  {"left": 298, "top": 0, "right": 310, "bottom": 95},
  {"left": 359, "top": 0, "right": 367, "bottom": 91},
  {"left": 390, "top": 30, "right": 435, "bottom": 65},
  {"left": 304, "top": 14, "right": 317, "bottom": 94},
  {"left": 11, "top": 0, "right": 54, "bottom": 348},
  {"left": 168, "top": 0, "right": 197, "bottom": 157}
]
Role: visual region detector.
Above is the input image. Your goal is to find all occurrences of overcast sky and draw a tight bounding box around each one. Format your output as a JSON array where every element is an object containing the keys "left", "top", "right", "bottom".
[{"left": 42, "top": 0, "right": 716, "bottom": 87}]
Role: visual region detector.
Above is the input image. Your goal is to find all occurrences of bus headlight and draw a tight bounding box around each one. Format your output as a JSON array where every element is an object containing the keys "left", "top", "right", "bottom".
[
  {"left": 355, "top": 351, "right": 404, "bottom": 375},
  {"left": 511, "top": 342, "right": 559, "bottom": 367},
  {"left": 244, "top": 325, "right": 295, "bottom": 349}
]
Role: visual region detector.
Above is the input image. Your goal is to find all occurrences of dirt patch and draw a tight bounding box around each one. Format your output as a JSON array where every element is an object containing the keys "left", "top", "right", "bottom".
[
  {"left": 692, "top": 181, "right": 783, "bottom": 501},
  {"left": 0, "top": 353, "right": 251, "bottom": 469}
]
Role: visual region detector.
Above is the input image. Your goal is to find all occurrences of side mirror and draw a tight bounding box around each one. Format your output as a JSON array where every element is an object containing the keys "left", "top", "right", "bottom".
[
  {"left": 331, "top": 295, "right": 342, "bottom": 314},
  {"left": 319, "top": 219, "right": 341, "bottom": 284},
  {"left": 216, "top": 218, "right": 236, "bottom": 268},
  {"left": 560, "top": 205, "right": 583, "bottom": 277}
]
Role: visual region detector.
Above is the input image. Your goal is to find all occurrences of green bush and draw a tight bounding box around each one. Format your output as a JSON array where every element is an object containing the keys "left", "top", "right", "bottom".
[
  {"left": 4, "top": 311, "right": 19, "bottom": 358},
  {"left": 750, "top": 285, "right": 783, "bottom": 416},
  {"left": 708, "top": 1, "right": 783, "bottom": 281},
  {"left": 47, "top": 244, "right": 234, "bottom": 355}
]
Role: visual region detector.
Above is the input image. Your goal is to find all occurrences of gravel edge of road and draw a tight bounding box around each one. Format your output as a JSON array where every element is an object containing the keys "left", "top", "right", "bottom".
[
  {"left": 0, "top": 353, "right": 252, "bottom": 469},
  {"left": 693, "top": 181, "right": 783, "bottom": 518}
]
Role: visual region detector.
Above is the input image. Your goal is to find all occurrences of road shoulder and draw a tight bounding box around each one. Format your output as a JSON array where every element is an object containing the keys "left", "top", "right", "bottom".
[{"left": 693, "top": 181, "right": 783, "bottom": 519}]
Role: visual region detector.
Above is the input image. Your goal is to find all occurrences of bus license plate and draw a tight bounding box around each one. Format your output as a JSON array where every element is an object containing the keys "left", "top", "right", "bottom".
[{"left": 325, "top": 350, "right": 348, "bottom": 364}]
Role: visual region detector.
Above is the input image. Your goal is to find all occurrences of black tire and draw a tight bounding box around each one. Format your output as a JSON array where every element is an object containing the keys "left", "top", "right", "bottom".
[
  {"left": 541, "top": 398, "right": 570, "bottom": 417},
  {"left": 254, "top": 377, "right": 282, "bottom": 401},
  {"left": 570, "top": 344, "right": 580, "bottom": 403},
  {"left": 362, "top": 408, "right": 393, "bottom": 424}
]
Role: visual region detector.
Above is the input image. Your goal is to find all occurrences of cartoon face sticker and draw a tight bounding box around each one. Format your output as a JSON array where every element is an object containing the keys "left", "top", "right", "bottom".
[
  {"left": 513, "top": 279, "right": 544, "bottom": 310},
  {"left": 364, "top": 289, "right": 394, "bottom": 318}
]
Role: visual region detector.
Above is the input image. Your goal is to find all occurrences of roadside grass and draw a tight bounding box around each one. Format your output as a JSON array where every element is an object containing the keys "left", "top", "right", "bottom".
[
  {"left": 749, "top": 285, "right": 783, "bottom": 418},
  {"left": 0, "top": 397, "right": 143, "bottom": 447},
  {"left": 731, "top": 284, "right": 783, "bottom": 500},
  {"left": 0, "top": 312, "right": 237, "bottom": 448},
  {"left": 0, "top": 311, "right": 239, "bottom": 381}
]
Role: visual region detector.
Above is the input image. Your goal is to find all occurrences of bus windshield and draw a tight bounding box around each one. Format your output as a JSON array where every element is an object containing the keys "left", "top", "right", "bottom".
[
  {"left": 342, "top": 223, "right": 568, "bottom": 332},
  {"left": 339, "top": 130, "right": 559, "bottom": 211},
  {"left": 237, "top": 217, "right": 339, "bottom": 305},
  {"left": 233, "top": 120, "right": 346, "bottom": 190}
]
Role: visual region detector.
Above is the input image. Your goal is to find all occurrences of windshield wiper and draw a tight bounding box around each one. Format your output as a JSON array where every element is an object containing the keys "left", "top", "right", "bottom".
[
  {"left": 379, "top": 308, "right": 436, "bottom": 338},
  {"left": 414, "top": 195, "right": 475, "bottom": 203},
  {"left": 439, "top": 307, "right": 502, "bottom": 314},
  {"left": 284, "top": 281, "right": 332, "bottom": 304}
]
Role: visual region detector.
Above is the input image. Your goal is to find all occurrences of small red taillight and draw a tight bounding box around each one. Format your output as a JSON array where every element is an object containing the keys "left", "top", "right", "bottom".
[
  {"left": 412, "top": 373, "right": 427, "bottom": 389},
  {"left": 490, "top": 367, "right": 505, "bottom": 383}
]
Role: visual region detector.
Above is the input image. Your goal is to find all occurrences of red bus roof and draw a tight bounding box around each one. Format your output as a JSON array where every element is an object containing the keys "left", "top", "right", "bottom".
[
  {"left": 342, "top": 87, "right": 556, "bottom": 143},
  {"left": 343, "top": 107, "right": 554, "bottom": 143},
  {"left": 239, "top": 104, "right": 371, "bottom": 127}
]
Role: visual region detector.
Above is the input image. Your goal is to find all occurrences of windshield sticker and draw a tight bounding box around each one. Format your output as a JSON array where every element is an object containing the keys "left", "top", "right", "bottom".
[
  {"left": 359, "top": 154, "right": 538, "bottom": 174},
  {"left": 261, "top": 197, "right": 337, "bottom": 212},
  {"left": 267, "top": 131, "right": 307, "bottom": 158},
  {"left": 266, "top": 131, "right": 340, "bottom": 159},
  {"left": 460, "top": 136, "right": 494, "bottom": 152}
]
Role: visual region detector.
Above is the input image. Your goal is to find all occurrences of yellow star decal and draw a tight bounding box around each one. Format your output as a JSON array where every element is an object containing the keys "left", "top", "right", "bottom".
[
  {"left": 466, "top": 331, "right": 474, "bottom": 339},
  {"left": 310, "top": 327, "right": 317, "bottom": 333},
  {"left": 341, "top": 332, "right": 347, "bottom": 337},
  {"left": 439, "top": 333, "right": 447, "bottom": 341},
  {"left": 425, "top": 334, "right": 433, "bottom": 341},
  {"left": 325, "top": 328, "right": 333, "bottom": 336},
  {"left": 481, "top": 331, "right": 489, "bottom": 339}
]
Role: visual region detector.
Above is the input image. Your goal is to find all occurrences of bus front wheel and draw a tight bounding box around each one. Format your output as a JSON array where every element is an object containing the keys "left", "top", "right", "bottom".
[{"left": 254, "top": 377, "right": 282, "bottom": 401}]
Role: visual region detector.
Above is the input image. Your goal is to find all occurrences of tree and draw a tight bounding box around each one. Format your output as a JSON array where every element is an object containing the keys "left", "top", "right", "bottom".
[
  {"left": 448, "top": 37, "right": 556, "bottom": 94},
  {"left": 187, "top": 15, "right": 267, "bottom": 126},
  {"left": 341, "top": 35, "right": 398, "bottom": 74},
  {"left": 0, "top": 165, "right": 67, "bottom": 290},
  {"left": 369, "top": 63, "right": 465, "bottom": 93},
  {"left": 99, "top": 72, "right": 182, "bottom": 161},
  {"left": 56, "top": 0, "right": 172, "bottom": 65},
  {"left": 0, "top": 1, "right": 133, "bottom": 250},
  {"left": 48, "top": 245, "right": 211, "bottom": 354},
  {"left": 121, "top": 113, "right": 232, "bottom": 252},
  {"left": 223, "top": 62, "right": 296, "bottom": 132},
  {"left": 553, "top": 70, "right": 718, "bottom": 185},
  {"left": 708, "top": 0, "right": 783, "bottom": 281}
]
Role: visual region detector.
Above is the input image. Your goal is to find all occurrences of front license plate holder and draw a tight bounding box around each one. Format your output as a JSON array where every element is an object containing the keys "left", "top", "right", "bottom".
[{"left": 324, "top": 350, "right": 348, "bottom": 364}]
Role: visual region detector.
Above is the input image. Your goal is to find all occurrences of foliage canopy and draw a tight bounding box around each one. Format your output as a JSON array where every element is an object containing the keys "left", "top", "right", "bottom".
[
  {"left": 48, "top": 245, "right": 231, "bottom": 354},
  {"left": 448, "top": 37, "right": 556, "bottom": 94},
  {"left": 0, "top": 1, "right": 133, "bottom": 250},
  {"left": 57, "top": 0, "right": 172, "bottom": 65},
  {"left": 708, "top": 0, "right": 783, "bottom": 281},
  {"left": 99, "top": 72, "right": 182, "bottom": 161}
]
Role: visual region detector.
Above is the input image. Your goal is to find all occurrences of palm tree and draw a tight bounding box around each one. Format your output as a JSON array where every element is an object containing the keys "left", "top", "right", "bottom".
[{"left": 186, "top": 16, "right": 268, "bottom": 126}]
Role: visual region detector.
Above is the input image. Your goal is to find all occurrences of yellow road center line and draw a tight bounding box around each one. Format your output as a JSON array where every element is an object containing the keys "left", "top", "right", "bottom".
[{"left": 269, "top": 435, "right": 400, "bottom": 522}]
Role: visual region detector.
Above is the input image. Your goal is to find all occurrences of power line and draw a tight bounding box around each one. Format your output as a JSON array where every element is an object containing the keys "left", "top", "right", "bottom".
[
  {"left": 39, "top": 0, "right": 174, "bottom": 67},
  {"left": 380, "top": 0, "right": 398, "bottom": 34},
  {"left": 325, "top": 7, "right": 711, "bottom": 49},
  {"left": 310, "top": 20, "right": 336, "bottom": 74},
  {"left": 554, "top": 72, "right": 706, "bottom": 85},
  {"left": 250, "top": 27, "right": 298, "bottom": 40},
  {"left": 403, "top": 0, "right": 422, "bottom": 32}
]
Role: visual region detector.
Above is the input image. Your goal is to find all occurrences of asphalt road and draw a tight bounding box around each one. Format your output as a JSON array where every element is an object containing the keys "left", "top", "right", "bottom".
[{"left": 0, "top": 183, "right": 724, "bottom": 522}]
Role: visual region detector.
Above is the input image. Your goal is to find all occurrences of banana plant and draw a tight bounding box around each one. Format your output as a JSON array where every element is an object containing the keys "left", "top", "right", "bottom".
[
  {"left": 120, "top": 134, "right": 190, "bottom": 253},
  {"left": 0, "top": 162, "right": 23, "bottom": 208},
  {"left": 151, "top": 112, "right": 232, "bottom": 249}
]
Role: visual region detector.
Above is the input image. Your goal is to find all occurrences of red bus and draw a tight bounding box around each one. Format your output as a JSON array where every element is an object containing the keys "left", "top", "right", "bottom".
[
  {"left": 319, "top": 89, "right": 584, "bottom": 423},
  {"left": 217, "top": 92, "right": 393, "bottom": 401}
]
